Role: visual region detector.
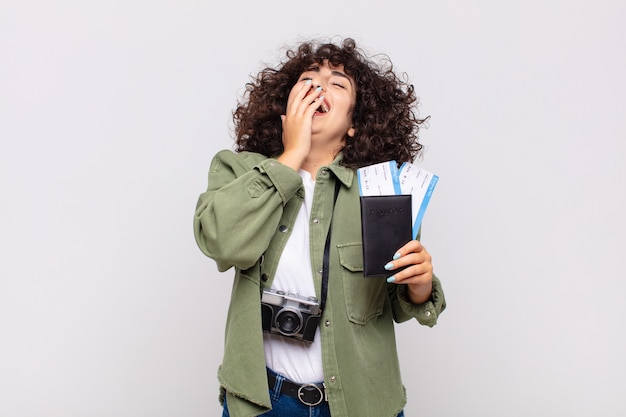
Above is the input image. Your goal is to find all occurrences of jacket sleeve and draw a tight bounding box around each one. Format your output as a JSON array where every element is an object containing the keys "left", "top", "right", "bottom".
[
  {"left": 193, "top": 150, "right": 302, "bottom": 272},
  {"left": 387, "top": 274, "right": 446, "bottom": 326}
]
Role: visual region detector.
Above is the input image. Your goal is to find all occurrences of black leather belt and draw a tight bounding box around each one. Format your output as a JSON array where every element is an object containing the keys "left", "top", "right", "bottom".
[{"left": 267, "top": 371, "right": 327, "bottom": 406}]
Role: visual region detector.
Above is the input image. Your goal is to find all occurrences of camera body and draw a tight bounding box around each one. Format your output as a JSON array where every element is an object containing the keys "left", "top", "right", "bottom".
[{"left": 261, "top": 288, "right": 322, "bottom": 343}]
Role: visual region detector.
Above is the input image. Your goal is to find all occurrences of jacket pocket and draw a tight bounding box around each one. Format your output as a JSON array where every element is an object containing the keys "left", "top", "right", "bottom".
[{"left": 337, "top": 242, "right": 386, "bottom": 325}]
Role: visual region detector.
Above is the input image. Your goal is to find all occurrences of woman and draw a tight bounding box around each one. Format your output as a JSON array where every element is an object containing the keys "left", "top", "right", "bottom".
[{"left": 194, "top": 37, "right": 446, "bottom": 417}]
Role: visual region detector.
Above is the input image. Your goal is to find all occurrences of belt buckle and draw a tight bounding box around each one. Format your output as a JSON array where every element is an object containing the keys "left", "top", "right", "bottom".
[{"left": 297, "top": 383, "right": 324, "bottom": 406}]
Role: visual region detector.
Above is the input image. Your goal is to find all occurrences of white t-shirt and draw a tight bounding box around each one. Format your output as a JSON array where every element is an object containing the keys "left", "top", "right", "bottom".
[{"left": 263, "top": 169, "right": 324, "bottom": 383}]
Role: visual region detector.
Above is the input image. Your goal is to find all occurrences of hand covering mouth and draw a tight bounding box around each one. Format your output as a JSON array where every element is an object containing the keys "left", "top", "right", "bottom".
[{"left": 304, "top": 87, "right": 329, "bottom": 113}]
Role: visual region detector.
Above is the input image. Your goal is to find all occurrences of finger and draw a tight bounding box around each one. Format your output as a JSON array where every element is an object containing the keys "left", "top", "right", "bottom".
[
  {"left": 386, "top": 264, "right": 432, "bottom": 285},
  {"left": 303, "top": 86, "right": 323, "bottom": 108},
  {"left": 289, "top": 80, "right": 319, "bottom": 104},
  {"left": 389, "top": 240, "right": 424, "bottom": 262},
  {"left": 286, "top": 88, "right": 322, "bottom": 118},
  {"left": 292, "top": 78, "right": 313, "bottom": 98},
  {"left": 383, "top": 250, "right": 429, "bottom": 273},
  {"left": 285, "top": 80, "right": 312, "bottom": 113},
  {"left": 392, "top": 241, "right": 422, "bottom": 262},
  {"left": 305, "top": 93, "right": 325, "bottom": 116}
]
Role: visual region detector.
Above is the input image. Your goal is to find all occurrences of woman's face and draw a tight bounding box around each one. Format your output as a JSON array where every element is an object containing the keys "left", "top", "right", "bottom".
[{"left": 297, "top": 60, "right": 357, "bottom": 143}]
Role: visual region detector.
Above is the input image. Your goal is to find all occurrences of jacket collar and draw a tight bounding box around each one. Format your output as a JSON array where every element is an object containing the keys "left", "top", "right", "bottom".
[{"left": 326, "top": 152, "right": 355, "bottom": 188}]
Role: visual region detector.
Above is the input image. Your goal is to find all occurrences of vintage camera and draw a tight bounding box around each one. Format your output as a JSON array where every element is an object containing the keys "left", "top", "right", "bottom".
[{"left": 261, "top": 288, "right": 322, "bottom": 343}]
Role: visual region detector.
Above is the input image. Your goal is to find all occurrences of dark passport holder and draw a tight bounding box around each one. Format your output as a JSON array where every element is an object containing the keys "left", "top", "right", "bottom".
[{"left": 360, "top": 195, "right": 413, "bottom": 277}]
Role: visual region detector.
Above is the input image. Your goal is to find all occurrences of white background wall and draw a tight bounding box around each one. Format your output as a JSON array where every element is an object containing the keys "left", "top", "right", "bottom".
[{"left": 1, "top": 1, "right": 625, "bottom": 416}]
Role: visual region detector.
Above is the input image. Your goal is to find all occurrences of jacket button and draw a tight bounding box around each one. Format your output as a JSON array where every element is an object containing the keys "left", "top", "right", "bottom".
[
  {"left": 278, "top": 225, "right": 288, "bottom": 233},
  {"left": 261, "top": 273, "right": 269, "bottom": 282}
]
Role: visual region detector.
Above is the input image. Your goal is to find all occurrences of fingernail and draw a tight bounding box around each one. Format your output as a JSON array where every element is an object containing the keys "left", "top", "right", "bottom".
[
  {"left": 387, "top": 275, "right": 396, "bottom": 283},
  {"left": 393, "top": 252, "right": 401, "bottom": 260},
  {"left": 316, "top": 86, "right": 322, "bottom": 91},
  {"left": 384, "top": 262, "right": 393, "bottom": 271},
  {"left": 305, "top": 79, "right": 312, "bottom": 85}
]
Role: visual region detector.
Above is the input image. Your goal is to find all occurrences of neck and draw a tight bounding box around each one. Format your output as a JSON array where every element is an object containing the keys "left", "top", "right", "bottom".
[{"left": 301, "top": 143, "right": 342, "bottom": 176}]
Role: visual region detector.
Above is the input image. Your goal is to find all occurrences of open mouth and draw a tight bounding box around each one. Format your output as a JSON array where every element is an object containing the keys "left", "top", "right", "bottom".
[
  {"left": 305, "top": 87, "right": 330, "bottom": 113},
  {"left": 316, "top": 99, "right": 329, "bottom": 113}
]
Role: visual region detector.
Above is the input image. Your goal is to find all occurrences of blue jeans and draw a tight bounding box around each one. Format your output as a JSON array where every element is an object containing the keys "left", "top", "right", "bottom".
[{"left": 221, "top": 369, "right": 405, "bottom": 417}]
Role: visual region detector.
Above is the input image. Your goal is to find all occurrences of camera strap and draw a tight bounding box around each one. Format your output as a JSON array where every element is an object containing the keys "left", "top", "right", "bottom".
[{"left": 320, "top": 180, "right": 341, "bottom": 314}]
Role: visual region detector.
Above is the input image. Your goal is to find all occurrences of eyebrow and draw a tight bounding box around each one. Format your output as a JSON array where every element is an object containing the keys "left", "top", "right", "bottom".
[{"left": 305, "top": 66, "right": 354, "bottom": 87}]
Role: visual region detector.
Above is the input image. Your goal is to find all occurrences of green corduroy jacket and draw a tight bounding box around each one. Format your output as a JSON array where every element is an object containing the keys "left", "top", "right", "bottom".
[{"left": 194, "top": 150, "right": 446, "bottom": 417}]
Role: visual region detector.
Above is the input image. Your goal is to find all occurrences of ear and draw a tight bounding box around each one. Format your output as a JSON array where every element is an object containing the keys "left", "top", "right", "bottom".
[{"left": 347, "top": 126, "right": 355, "bottom": 137}]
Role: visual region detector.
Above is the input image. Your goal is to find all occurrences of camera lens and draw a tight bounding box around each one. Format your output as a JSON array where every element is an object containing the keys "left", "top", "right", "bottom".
[{"left": 275, "top": 309, "right": 302, "bottom": 335}]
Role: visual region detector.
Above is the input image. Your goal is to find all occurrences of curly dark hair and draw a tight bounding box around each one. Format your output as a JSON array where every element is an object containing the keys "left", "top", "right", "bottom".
[{"left": 232, "top": 37, "right": 428, "bottom": 169}]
